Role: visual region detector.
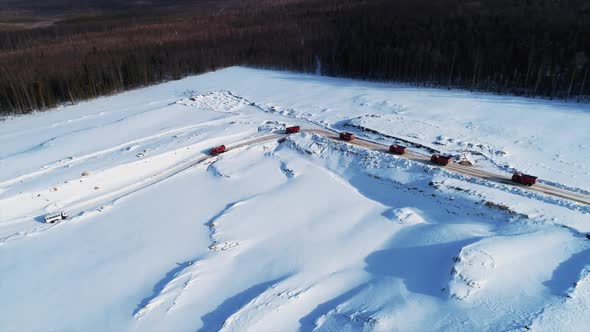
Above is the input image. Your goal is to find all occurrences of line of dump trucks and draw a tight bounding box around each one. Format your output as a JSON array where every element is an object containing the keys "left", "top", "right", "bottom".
[{"left": 44, "top": 126, "right": 541, "bottom": 223}]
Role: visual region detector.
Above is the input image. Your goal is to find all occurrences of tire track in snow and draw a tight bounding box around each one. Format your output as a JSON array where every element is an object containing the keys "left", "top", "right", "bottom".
[
  {"left": 0, "top": 118, "right": 231, "bottom": 189},
  {"left": 0, "top": 102, "right": 171, "bottom": 160},
  {"left": 0, "top": 133, "right": 285, "bottom": 245}
]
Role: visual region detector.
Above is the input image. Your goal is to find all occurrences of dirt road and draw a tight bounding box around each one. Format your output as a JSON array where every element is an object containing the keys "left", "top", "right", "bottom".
[
  {"left": 13, "top": 128, "right": 587, "bottom": 227},
  {"left": 303, "top": 129, "right": 590, "bottom": 205}
]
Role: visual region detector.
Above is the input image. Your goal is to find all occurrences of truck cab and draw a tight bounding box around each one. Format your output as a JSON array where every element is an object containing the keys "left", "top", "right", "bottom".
[
  {"left": 389, "top": 144, "right": 407, "bottom": 155},
  {"left": 511, "top": 172, "right": 537, "bottom": 186},
  {"left": 285, "top": 126, "right": 300, "bottom": 134},
  {"left": 339, "top": 132, "right": 355, "bottom": 141},
  {"left": 431, "top": 154, "right": 452, "bottom": 166},
  {"left": 209, "top": 145, "right": 227, "bottom": 156}
]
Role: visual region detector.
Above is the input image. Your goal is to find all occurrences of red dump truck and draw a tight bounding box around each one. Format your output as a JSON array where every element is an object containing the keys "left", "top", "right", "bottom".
[
  {"left": 209, "top": 145, "right": 226, "bottom": 156},
  {"left": 389, "top": 144, "right": 407, "bottom": 155},
  {"left": 285, "top": 126, "right": 300, "bottom": 134},
  {"left": 339, "top": 132, "right": 355, "bottom": 141},
  {"left": 511, "top": 172, "right": 537, "bottom": 186},
  {"left": 431, "top": 154, "right": 452, "bottom": 166}
]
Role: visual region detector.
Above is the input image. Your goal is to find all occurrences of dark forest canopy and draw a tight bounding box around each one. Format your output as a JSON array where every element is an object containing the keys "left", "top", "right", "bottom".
[{"left": 1, "top": 0, "right": 589, "bottom": 114}]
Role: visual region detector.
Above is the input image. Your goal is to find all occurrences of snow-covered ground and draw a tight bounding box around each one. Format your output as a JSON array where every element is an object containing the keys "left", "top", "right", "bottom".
[{"left": 1, "top": 67, "right": 589, "bottom": 331}]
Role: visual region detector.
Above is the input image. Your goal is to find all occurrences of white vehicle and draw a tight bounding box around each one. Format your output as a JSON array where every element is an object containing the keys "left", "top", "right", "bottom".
[{"left": 44, "top": 211, "right": 68, "bottom": 223}]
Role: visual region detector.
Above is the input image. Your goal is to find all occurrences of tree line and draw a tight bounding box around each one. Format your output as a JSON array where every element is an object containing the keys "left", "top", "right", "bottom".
[{"left": 1, "top": 0, "right": 589, "bottom": 115}]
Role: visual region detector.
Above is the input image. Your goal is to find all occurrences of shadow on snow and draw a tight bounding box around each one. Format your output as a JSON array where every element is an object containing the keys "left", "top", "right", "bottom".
[
  {"left": 132, "top": 259, "right": 197, "bottom": 316},
  {"left": 196, "top": 276, "right": 289, "bottom": 332},
  {"left": 543, "top": 247, "right": 590, "bottom": 296}
]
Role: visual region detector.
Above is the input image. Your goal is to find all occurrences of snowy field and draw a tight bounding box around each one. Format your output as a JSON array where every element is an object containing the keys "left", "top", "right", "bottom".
[{"left": 1, "top": 67, "right": 589, "bottom": 331}]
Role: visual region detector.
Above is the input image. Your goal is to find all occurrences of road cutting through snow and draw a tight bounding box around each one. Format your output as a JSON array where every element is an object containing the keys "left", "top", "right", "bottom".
[
  {"left": 58, "top": 128, "right": 590, "bottom": 221},
  {"left": 21, "top": 128, "right": 589, "bottom": 226},
  {"left": 304, "top": 129, "right": 590, "bottom": 206}
]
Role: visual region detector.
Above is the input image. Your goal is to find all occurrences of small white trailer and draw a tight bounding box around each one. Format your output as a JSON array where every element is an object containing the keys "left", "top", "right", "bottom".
[{"left": 44, "top": 211, "right": 68, "bottom": 223}]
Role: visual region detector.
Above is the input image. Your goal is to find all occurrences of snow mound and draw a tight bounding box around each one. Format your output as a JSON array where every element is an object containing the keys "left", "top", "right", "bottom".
[
  {"left": 383, "top": 208, "right": 427, "bottom": 225},
  {"left": 449, "top": 229, "right": 580, "bottom": 300}
]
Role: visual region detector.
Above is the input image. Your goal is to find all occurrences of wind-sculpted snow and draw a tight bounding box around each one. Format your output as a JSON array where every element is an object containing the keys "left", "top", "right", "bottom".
[
  {"left": 529, "top": 264, "right": 590, "bottom": 331},
  {"left": 288, "top": 133, "right": 590, "bottom": 214},
  {"left": 448, "top": 230, "right": 582, "bottom": 301},
  {"left": 134, "top": 259, "right": 202, "bottom": 319},
  {"left": 1, "top": 67, "right": 589, "bottom": 332}
]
